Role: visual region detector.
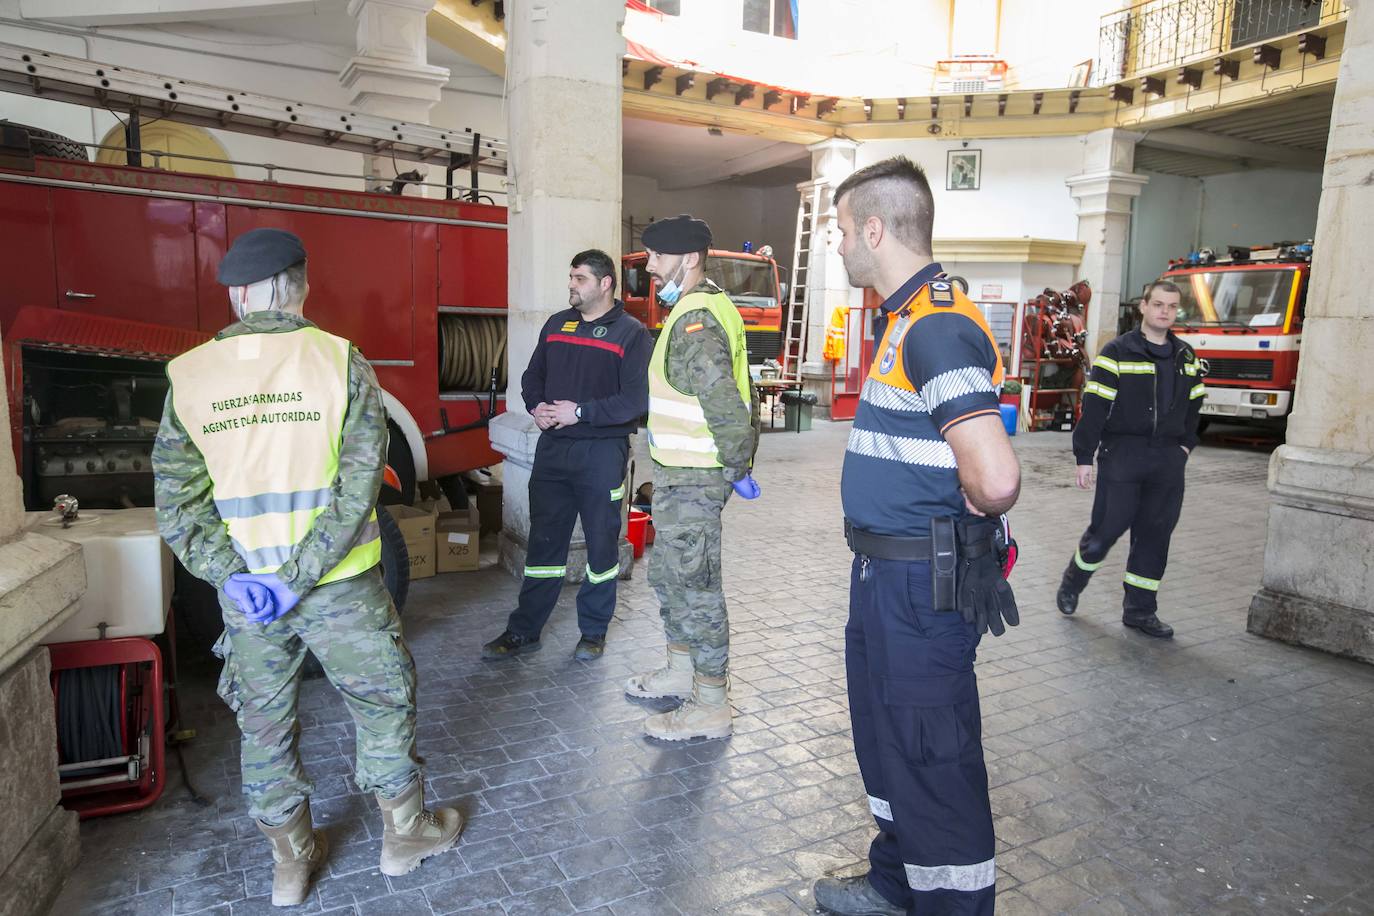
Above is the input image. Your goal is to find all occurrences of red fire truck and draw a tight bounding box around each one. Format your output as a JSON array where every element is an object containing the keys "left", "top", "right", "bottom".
[
  {"left": 1162, "top": 241, "right": 1310, "bottom": 427},
  {"left": 1, "top": 155, "right": 509, "bottom": 514},
  {"left": 621, "top": 247, "right": 787, "bottom": 364}
]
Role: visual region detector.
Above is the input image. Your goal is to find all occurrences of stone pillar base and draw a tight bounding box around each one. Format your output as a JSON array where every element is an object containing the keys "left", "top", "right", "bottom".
[
  {"left": 1248, "top": 588, "right": 1374, "bottom": 664},
  {"left": 1249, "top": 444, "right": 1374, "bottom": 662},
  {"left": 0, "top": 805, "right": 80, "bottom": 916},
  {"left": 0, "top": 648, "right": 80, "bottom": 916}
]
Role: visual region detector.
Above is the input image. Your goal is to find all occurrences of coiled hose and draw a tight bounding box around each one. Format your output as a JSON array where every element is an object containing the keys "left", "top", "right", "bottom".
[{"left": 439, "top": 315, "right": 507, "bottom": 392}]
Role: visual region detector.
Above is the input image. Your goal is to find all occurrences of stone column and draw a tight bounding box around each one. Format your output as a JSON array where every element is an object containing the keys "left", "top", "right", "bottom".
[
  {"left": 0, "top": 326, "right": 85, "bottom": 916},
  {"left": 488, "top": 0, "right": 627, "bottom": 582},
  {"left": 1065, "top": 129, "right": 1147, "bottom": 358},
  {"left": 798, "top": 138, "right": 859, "bottom": 412},
  {"left": 1248, "top": 0, "right": 1374, "bottom": 662},
  {"left": 340, "top": 0, "right": 451, "bottom": 192}
]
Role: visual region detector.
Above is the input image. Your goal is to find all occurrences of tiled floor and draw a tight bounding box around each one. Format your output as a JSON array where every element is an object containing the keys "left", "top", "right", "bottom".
[{"left": 55, "top": 420, "right": 1374, "bottom": 915}]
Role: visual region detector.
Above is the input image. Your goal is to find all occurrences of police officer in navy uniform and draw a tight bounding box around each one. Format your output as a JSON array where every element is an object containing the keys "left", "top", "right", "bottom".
[
  {"left": 1055, "top": 279, "right": 1205, "bottom": 638},
  {"left": 813, "top": 156, "right": 1020, "bottom": 916},
  {"left": 483, "top": 249, "right": 652, "bottom": 661}
]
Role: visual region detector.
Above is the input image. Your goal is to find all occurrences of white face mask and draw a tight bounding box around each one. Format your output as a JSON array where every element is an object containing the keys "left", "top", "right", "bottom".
[{"left": 657, "top": 257, "right": 688, "bottom": 305}]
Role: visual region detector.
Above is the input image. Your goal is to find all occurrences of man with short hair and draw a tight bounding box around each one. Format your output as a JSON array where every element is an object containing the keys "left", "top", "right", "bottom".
[
  {"left": 624, "top": 214, "right": 760, "bottom": 742},
  {"left": 1056, "top": 280, "right": 1205, "bottom": 638},
  {"left": 153, "top": 228, "right": 461, "bottom": 908},
  {"left": 813, "top": 157, "right": 1020, "bottom": 916},
  {"left": 483, "top": 249, "right": 652, "bottom": 661}
]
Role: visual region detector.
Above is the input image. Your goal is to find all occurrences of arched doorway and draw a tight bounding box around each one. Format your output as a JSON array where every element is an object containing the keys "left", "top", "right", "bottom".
[{"left": 96, "top": 121, "right": 235, "bottom": 177}]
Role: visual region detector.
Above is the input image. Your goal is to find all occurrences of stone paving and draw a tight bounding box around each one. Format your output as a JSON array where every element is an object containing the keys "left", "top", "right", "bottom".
[{"left": 54, "top": 420, "right": 1374, "bottom": 915}]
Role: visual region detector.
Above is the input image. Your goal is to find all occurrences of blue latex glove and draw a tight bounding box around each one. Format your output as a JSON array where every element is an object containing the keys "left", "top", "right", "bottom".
[
  {"left": 222, "top": 576, "right": 273, "bottom": 619},
  {"left": 731, "top": 473, "right": 761, "bottom": 500},
  {"left": 226, "top": 572, "right": 302, "bottom": 624}
]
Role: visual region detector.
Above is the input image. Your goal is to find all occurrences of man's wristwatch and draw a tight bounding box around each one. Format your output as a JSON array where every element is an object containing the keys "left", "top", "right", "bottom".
[{"left": 574, "top": 405, "right": 583, "bottom": 420}]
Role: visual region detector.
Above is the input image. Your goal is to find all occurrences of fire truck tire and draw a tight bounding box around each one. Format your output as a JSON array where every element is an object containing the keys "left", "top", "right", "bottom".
[
  {"left": 1197, "top": 419, "right": 1210, "bottom": 436},
  {"left": 377, "top": 501, "right": 410, "bottom": 614},
  {"left": 1, "top": 121, "right": 89, "bottom": 161},
  {"left": 383, "top": 420, "right": 417, "bottom": 506}
]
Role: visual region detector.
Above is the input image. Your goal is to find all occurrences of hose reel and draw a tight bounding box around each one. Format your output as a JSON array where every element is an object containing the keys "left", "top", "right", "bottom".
[{"left": 439, "top": 314, "right": 507, "bottom": 392}]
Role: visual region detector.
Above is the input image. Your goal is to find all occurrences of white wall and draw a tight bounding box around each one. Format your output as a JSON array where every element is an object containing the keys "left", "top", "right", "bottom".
[
  {"left": 998, "top": 0, "right": 1119, "bottom": 89},
  {"left": 0, "top": 12, "right": 507, "bottom": 194},
  {"left": 854, "top": 135, "right": 1085, "bottom": 240},
  {"left": 1126, "top": 166, "right": 1324, "bottom": 297}
]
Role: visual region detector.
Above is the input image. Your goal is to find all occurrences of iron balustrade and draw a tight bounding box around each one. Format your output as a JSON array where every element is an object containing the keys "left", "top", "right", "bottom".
[{"left": 1094, "top": 0, "right": 1347, "bottom": 85}]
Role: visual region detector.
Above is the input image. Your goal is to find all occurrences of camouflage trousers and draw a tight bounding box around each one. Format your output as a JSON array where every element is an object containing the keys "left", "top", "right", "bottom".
[
  {"left": 648, "top": 470, "right": 731, "bottom": 678},
  {"left": 213, "top": 566, "right": 419, "bottom": 822}
]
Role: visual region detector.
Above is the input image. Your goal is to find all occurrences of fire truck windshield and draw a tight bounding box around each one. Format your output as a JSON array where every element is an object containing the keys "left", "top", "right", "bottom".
[
  {"left": 705, "top": 257, "right": 778, "bottom": 308},
  {"left": 1174, "top": 269, "right": 1297, "bottom": 328}
]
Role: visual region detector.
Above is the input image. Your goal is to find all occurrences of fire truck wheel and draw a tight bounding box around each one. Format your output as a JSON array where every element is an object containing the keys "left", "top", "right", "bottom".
[
  {"left": 377, "top": 500, "right": 410, "bottom": 614},
  {"left": 382, "top": 421, "right": 416, "bottom": 506},
  {"left": 1, "top": 121, "right": 89, "bottom": 161},
  {"left": 1197, "top": 419, "right": 1211, "bottom": 436}
]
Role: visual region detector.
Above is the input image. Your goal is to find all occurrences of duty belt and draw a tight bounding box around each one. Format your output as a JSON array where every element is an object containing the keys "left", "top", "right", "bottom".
[
  {"left": 845, "top": 519, "right": 959, "bottom": 611},
  {"left": 843, "top": 519, "right": 936, "bottom": 561}
]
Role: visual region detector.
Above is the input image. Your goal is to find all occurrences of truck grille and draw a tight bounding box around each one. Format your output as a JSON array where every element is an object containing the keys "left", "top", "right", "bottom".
[
  {"left": 746, "top": 329, "right": 782, "bottom": 364},
  {"left": 1203, "top": 358, "right": 1273, "bottom": 381}
]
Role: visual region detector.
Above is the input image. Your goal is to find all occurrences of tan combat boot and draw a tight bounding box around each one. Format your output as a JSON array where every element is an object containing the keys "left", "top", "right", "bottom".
[
  {"left": 257, "top": 799, "right": 329, "bottom": 908},
  {"left": 643, "top": 676, "right": 732, "bottom": 741},
  {"left": 624, "top": 642, "right": 693, "bottom": 700},
  {"left": 376, "top": 777, "right": 464, "bottom": 877}
]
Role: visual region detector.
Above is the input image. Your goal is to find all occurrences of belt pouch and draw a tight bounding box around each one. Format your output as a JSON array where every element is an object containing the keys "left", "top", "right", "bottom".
[{"left": 930, "top": 517, "right": 958, "bottom": 613}]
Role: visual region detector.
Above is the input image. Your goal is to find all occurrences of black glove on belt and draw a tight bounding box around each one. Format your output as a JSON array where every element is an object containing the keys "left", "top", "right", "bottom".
[{"left": 954, "top": 517, "right": 1020, "bottom": 637}]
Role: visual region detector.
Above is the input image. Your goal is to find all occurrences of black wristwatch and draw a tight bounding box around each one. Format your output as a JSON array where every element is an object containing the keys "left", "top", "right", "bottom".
[{"left": 574, "top": 405, "right": 583, "bottom": 420}]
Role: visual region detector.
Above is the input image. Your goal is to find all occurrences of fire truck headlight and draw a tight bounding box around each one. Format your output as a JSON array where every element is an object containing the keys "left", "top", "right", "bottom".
[{"left": 1249, "top": 392, "right": 1278, "bottom": 405}]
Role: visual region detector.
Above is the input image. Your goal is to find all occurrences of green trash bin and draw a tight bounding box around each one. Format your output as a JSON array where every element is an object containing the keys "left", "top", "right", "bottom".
[{"left": 781, "top": 391, "right": 817, "bottom": 431}]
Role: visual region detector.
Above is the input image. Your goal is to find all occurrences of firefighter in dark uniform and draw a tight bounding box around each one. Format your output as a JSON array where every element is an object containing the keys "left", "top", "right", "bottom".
[
  {"left": 1056, "top": 279, "right": 1205, "bottom": 638},
  {"left": 483, "top": 249, "right": 652, "bottom": 661},
  {"left": 813, "top": 157, "right": 1021, "bottom": 916}
]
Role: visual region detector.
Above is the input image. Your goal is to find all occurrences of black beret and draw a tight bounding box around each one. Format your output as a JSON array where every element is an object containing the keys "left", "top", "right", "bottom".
[
  {"left": 642, "top": 214, "right": 712, "bottom": 255},
  {"left": 217, "top": 228, "right": 307, "bottom": 286}
]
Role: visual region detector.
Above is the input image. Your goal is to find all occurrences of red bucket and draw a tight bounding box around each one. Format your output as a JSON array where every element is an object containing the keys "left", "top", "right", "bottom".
[{"left": 627, "top": 508, "right": 650, "bottom": 558}]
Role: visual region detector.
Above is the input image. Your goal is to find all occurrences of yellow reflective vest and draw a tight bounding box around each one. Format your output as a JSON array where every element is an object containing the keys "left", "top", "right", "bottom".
[
  {"left": 167, "top": 326, "right": 381, "bottom": 586},
  {"left": 647, "top": 288, "right": 752, "bottom": 468}
]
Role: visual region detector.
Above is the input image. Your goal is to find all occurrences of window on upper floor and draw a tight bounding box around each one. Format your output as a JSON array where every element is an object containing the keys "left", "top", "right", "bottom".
[
  {"left": 742, "top": 0, "right": 797, "bottom": 39},
  {"left": 647, "top": 0, "right": 681, "bottom": 15}
]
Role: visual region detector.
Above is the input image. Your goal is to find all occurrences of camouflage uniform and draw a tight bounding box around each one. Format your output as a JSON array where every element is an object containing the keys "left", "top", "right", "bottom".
[
  {"left": 648, "top": 290, "right": 760, "bottom": 679},
  {"left": 153, "top": 310, "right": 419, "bottom": 822}
]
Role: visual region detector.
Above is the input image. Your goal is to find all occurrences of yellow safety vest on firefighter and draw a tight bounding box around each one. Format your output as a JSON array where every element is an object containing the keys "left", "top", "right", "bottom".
[
  {"left": 167, "top": 326, "right": 381, "bottom": 585},
  {"left": 647, "top": 287, "right": 752, "bottom": 468}
]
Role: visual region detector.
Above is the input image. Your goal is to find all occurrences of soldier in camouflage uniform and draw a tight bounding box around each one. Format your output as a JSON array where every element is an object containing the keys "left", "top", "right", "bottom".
[
  {"left": 152, "top": 229, "right": 461, "bottom": 908},
  {"left": 624, "top": 215, "right": 760, "bottom": 741}
]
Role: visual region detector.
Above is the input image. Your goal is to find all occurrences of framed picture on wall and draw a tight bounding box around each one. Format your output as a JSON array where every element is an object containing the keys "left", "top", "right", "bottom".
[{"left": 947, "top": 149, "right": 981, "bottom": 191}]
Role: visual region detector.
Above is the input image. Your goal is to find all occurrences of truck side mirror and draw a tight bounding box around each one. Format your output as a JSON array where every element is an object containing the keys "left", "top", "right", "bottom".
[{"left": 779, "top": 282, "right": 788, "bottom": 301}]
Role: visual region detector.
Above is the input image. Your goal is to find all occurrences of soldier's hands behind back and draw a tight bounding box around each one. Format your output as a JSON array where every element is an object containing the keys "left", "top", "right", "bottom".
[{"left": 227, "top": 572, "right": 301, "bottom": 624}]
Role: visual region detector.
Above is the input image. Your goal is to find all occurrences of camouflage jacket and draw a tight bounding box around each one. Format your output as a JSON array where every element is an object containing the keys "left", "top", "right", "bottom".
[
  {"left": 152, "top": 310, "right": 387, "bottom": 596},
  {"left": 659, "top": 281, "right": 761, "bottom": 487}
]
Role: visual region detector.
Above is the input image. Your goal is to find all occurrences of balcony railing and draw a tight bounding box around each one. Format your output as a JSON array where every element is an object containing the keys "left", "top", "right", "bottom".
[{"left": 1094, "top": 0, "right": 1348, "bottom": 85}]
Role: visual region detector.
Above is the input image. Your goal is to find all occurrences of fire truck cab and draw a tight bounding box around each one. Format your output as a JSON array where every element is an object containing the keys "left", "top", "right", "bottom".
[
  {"left": 1162, "top": 241, "right": 1310, "bottom": 427},
  {"left": 620, "top": 247, "right": 787, "bottom": 365}
]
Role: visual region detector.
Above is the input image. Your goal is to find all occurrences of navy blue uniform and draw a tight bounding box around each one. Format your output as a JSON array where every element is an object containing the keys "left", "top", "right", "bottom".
[
  {"left": 1062, "top": 329, "right": 1205, "bottom": 618},
  {"left": 508, "top": 302, "right": 652, "bottom": 639},
  {"left": 841, "top": 264, "right": 999, "bottom": 915}
]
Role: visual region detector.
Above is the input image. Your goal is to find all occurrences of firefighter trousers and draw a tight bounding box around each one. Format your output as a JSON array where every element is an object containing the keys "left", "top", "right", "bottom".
[
  {"left": 508, "top": 435, "right": 629, "bottom": 640},
  {"left": 1062, "top": 439, "right": 1188, "bottom": 618},
  {"left": 847, "top": 555, "right": 996, "bottom": 915}
]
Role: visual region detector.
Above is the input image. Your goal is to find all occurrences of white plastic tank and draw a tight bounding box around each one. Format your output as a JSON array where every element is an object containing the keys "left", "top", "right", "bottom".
[{"left": 26, "top": 508, "right": 173, "bottom": 643}]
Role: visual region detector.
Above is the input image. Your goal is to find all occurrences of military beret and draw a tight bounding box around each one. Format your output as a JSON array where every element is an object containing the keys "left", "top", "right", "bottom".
[
  {"left": 217, "top": 228, "right": 307, "bottom": 286},
  {"left": 642, "top": 214, "right": 712, "bottom": 255}
]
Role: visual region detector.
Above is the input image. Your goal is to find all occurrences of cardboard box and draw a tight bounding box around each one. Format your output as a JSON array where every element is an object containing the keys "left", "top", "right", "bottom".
[
  {"left": 436, "top": 508, "right": 481, "bottom": 573},
  {"left": 386, "top": 504, "right": 436, "bottom": 580}
]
